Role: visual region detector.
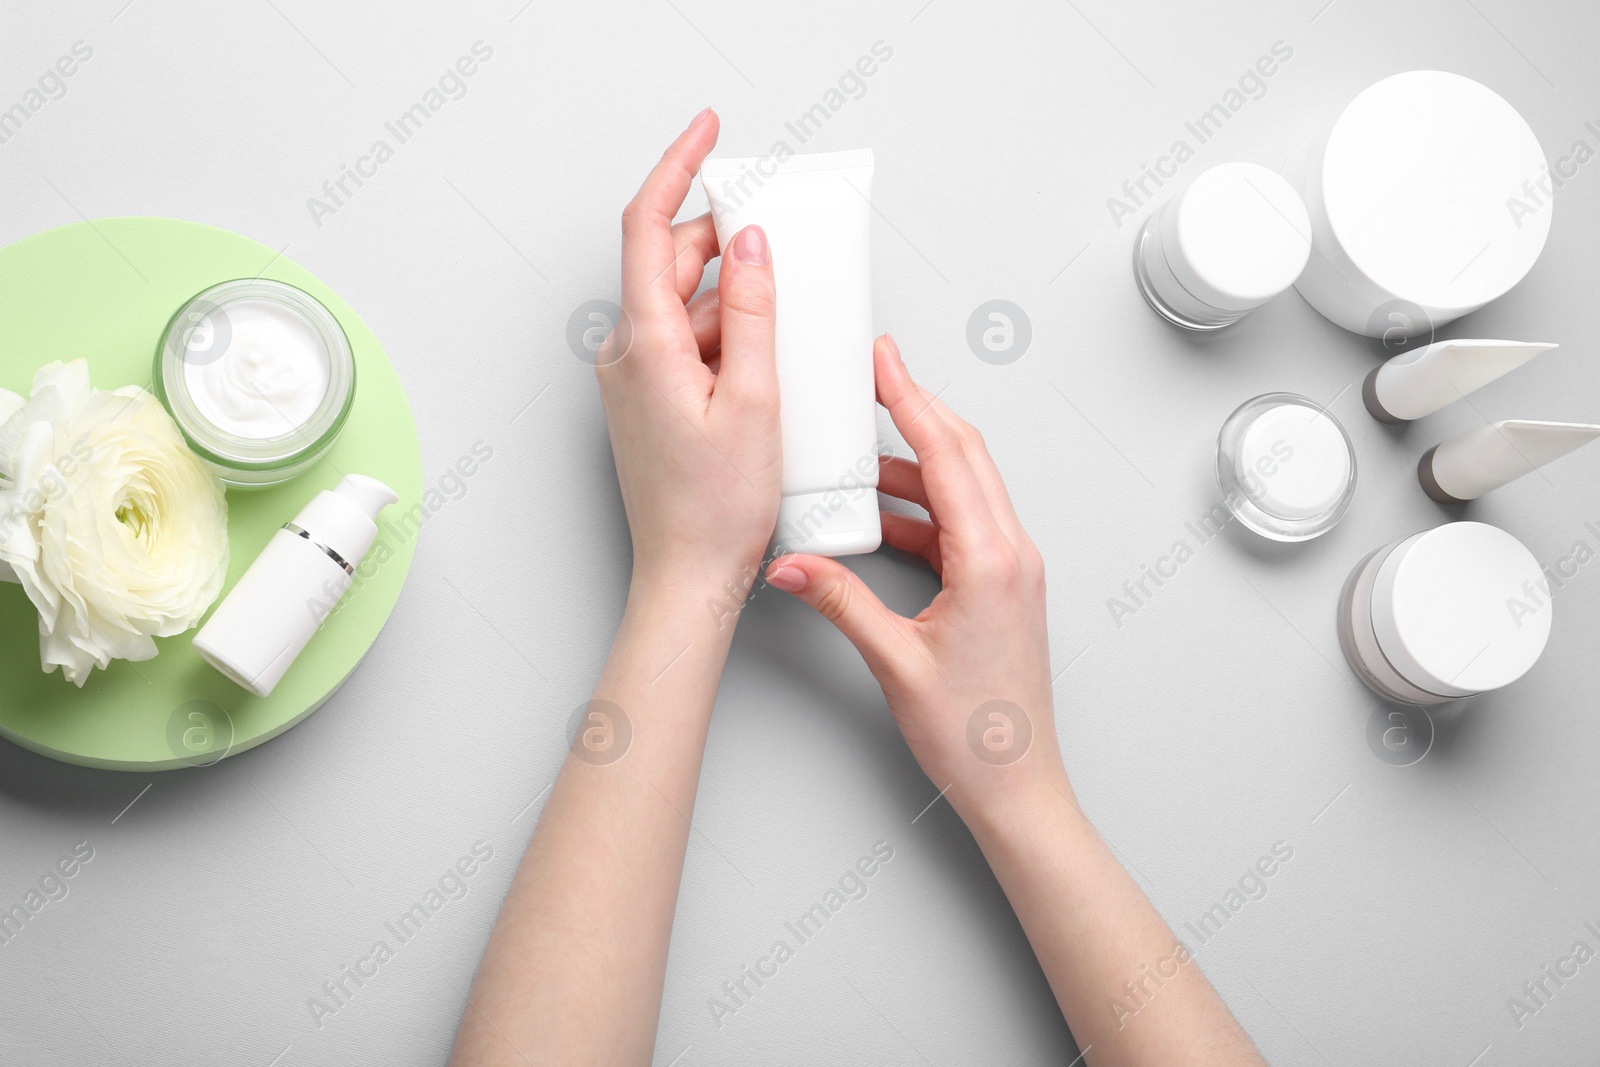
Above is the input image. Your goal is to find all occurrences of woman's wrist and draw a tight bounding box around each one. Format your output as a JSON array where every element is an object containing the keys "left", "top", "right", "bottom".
[
  {"left": 593, "top": 563, "right": 753, "bottom": 741},
  {"left": 629, "top": 552, "right": 765, "bottom": 625},
  {"left": 623, "top": 557, "right": 761, "bottom": 645},
  {"left": 954, "top": 766, "right": 1092, "bottom": 859}
]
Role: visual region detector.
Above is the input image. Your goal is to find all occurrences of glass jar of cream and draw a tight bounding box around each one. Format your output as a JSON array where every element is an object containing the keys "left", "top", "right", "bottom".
[
  {"left": 1216, "top": 393, "right": 1356, "bottom": 541},
  {"left": 154, "top": 279, "right": 355, "bottom": 488}
]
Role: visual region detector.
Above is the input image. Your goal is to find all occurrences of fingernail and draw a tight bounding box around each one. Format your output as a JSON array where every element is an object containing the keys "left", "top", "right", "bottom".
[
  {"left": 732, "top": 225, "right": 769, "bottom": 266},
  {"left": 765, "top": 565, "right": 807, "bottom": 593},
  {"left": 884, "top": 333, "right": 902, "bottom": 362},
  {"left": 689, "top": 107, "right": 714, "bottom": 128}
]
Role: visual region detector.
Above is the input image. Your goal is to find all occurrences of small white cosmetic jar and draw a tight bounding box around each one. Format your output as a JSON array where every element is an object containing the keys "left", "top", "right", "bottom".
[
  {"left": 1134, "top": 162, "right": 1312, "bottom": 330},
  {"left": 154, "top": 279, "right": 356, "bottom": 488},
  {"left": 1217, "top": 393, "right": 1356, "bottom": 542},
  {"left": 1337, "top": 522, "right": 1551, "bottom": 705}
]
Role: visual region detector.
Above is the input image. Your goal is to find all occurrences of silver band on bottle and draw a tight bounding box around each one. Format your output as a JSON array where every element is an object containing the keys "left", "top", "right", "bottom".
[{"left": 283, "top": 522, "right": 355, "bottom": 576}]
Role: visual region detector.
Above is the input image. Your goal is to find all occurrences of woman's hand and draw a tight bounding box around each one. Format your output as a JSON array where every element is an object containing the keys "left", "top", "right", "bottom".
[
  {"left": 600, "top": 108, "right": 782, "bottom": 595},
  {"left": 450, "top": 113, "right": 787, "bottom": 1067},
  {"left": 764, "top": 341, "right": 1268, "bottom": 1066},
  {"left": 764, "top": 334, "right": 1069, "bottom": 820}
]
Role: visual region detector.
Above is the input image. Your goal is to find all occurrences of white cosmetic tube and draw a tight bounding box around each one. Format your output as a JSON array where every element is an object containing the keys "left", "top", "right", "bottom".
[
  {"left": 1363, "top": 339, "right": 1556, "bottom": 423},
  {"left": 701, "top": 149, "right": 881, "bottom": 558},
  {"left": 1420, "top": 420, "right": 1600, "bottom": 503}
]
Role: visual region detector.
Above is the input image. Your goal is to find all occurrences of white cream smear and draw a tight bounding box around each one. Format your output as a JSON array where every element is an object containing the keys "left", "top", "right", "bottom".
[{"left": 183, "top": 297, "right": 331, "bottom": 439}]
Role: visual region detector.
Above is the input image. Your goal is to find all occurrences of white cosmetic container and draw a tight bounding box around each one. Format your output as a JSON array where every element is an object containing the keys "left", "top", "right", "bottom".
[
  {"left": 1133, "top": 162, "right": 1312, "bottom": 330},
  {"left": 1291, "top": 71, "right": 1551, "bottom": 338},
  {"left": 193, "top": 474, "right": 398, "bottom": 697},
  {"left": 701, "top": 150, "right": 881, "bottom": 558},
  {"left": 1338, "top": 522, "right": 1551, "bottom": 705},
  {"left": 155, "top": 279, "right": 356, "bottom": 488},
  {"left": 1216, "top": 393, "right": 1356, "bottom": 541},
  {"left": 1419, "top": 420, "right": 1600, "bottom": 503},
  {"left": 1363, "top": 339, "right": 1556, "bottom": 423}
]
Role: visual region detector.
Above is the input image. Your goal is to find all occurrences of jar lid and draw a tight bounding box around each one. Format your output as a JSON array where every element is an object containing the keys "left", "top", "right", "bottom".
[
  {"left": 1371, "top": 521, "right": 1551, "bottom": 696},
  {"left": 1164, "top": 162, "right": 1312, "bottom": 312},
  {"left": 1321, "top": 71, "right": 1550, "bottom": 315}
]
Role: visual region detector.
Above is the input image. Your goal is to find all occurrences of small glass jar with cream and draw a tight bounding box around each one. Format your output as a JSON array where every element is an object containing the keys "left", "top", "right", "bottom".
[
  {"left": 154, "top": 279, "right": 355, "bottom": 488},
  {"left": 1217, "top": 393, "right": 1356, "bottom": 541}
]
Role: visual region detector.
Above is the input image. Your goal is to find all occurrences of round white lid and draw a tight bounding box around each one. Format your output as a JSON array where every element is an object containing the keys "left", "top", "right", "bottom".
[
  {"left": 1238, "top": 402, "right": 1352, "bottom": 520},
  {"left": 1371, "top": 521, "right": 1551, "bottom": 696},
  {"left": 1321, "top": 71, "right": 1551, "bottom": 313},
  {"left": 1167, "top": 162, "right": 1312, "bottom": 312}
]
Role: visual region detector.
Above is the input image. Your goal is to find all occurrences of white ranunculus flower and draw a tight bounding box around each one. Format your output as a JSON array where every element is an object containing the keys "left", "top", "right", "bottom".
[{"left": 0, "top": 360, "right": 229, "bottom": 685}]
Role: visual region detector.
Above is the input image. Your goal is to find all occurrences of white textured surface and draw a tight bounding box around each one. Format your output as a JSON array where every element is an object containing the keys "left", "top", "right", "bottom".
[{"left": 3, "top": 1, "right": 1599, "bottom": 1065}]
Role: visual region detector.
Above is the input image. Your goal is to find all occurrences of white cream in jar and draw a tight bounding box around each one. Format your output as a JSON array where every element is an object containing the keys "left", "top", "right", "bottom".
[
  {"left": 156, "top": 279, "right": 356, "bottom": 488},
  {"left": 183, "top": 295, "right": 333, "bottom": 438}
]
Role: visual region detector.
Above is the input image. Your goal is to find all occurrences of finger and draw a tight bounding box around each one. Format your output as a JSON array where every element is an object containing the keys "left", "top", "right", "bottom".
[
  {"left": 686, "top": 289, "right": 721, "bottom": 354},
  {"left": 877, "top": 456, "right": 930, "bottom": 513},
  {"left": 765, "top": 554, "right": 914, "bottom": 678},
  {"left": 920, "top": 390, "right": 1028, "bottom": 549},
  {"left": 880, "top": 512, "right": 942, "bottom": 575},
  {"left": 713, "top": 225, "right": 778, "bottom": 410},
  {"left": 621, "top": 109, "right": 719, "bottom": 312},
  {"left": 874, "top": 334, "right": 1004, "bottom": 548},
  {"left": 668, "top": 214, "right": 721, "bottom": 304}
]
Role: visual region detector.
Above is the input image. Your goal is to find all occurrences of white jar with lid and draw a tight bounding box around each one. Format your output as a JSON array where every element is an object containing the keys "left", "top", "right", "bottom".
[
  {"left": 1337, "top": 522, "right": 1551, "bottom": 705},
  {"left": 1291, "top": 71, "right": 1551, "bottom": 339},
  {"left": 1133, "top": 162, "right": 1312, "bottom": 330}
]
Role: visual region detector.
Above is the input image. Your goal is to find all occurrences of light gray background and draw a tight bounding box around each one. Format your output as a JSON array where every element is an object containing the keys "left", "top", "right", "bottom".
[{"left": 3, "top": 1, "right": 1598, "bottom": 1064}]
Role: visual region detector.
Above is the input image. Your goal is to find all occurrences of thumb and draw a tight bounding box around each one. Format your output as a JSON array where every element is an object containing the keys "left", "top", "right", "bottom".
[
  {"left": 714, "top": 225, "right": 778, "bottom": 409},
  {"left": 765, "top": 554, "right": 909, "bottom": 676}
]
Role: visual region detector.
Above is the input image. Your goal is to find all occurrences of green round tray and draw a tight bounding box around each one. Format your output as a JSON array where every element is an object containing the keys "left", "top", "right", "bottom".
[{"left": 0, "top": 218, "right": 422, "bottom": 771}]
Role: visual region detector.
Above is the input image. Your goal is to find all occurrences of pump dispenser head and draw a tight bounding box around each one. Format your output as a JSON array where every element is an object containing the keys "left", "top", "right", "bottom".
[
  {"left": 193, "top": 474, "right": 398, "bottom": 697},
  {"left": 290, "top": 475, "right": 400, "bottom": 570},
  {"left": 337, "top": 474, "right": 400, "bottom": 518}
]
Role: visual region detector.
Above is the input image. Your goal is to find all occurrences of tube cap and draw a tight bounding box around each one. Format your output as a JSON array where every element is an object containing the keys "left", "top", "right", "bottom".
[
  {"left": 773, "top": 486, "right": 881, "bottom": 558},
  {"left": 1416, "top": 445, "right": 1465, "bottom": 505}
]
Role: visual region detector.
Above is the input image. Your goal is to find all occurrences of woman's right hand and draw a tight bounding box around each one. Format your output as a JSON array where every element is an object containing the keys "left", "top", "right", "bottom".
[
  {"left": 763, "top": 334, "right": 1071, "bottom": 820},
  {"left": 599, "top": 108, "right": 783, "bottom": 599}
]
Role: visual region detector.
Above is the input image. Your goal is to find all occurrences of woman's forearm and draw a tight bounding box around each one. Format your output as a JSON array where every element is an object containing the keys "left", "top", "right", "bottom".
[
  {"left": 451, "top": 110, "right": 783, "bottom": 1066},
  {"left": 449, "top": 574, "right": 739, "bottom": 1066},
  {"left": 959, "top": 781, "right": 1266, "bottom": 1067}
]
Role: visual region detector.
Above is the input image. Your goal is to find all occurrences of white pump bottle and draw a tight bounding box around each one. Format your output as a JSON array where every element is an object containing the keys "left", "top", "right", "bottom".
[{"left": 193, "top": 474, "right": 398, "bottom": 697}]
